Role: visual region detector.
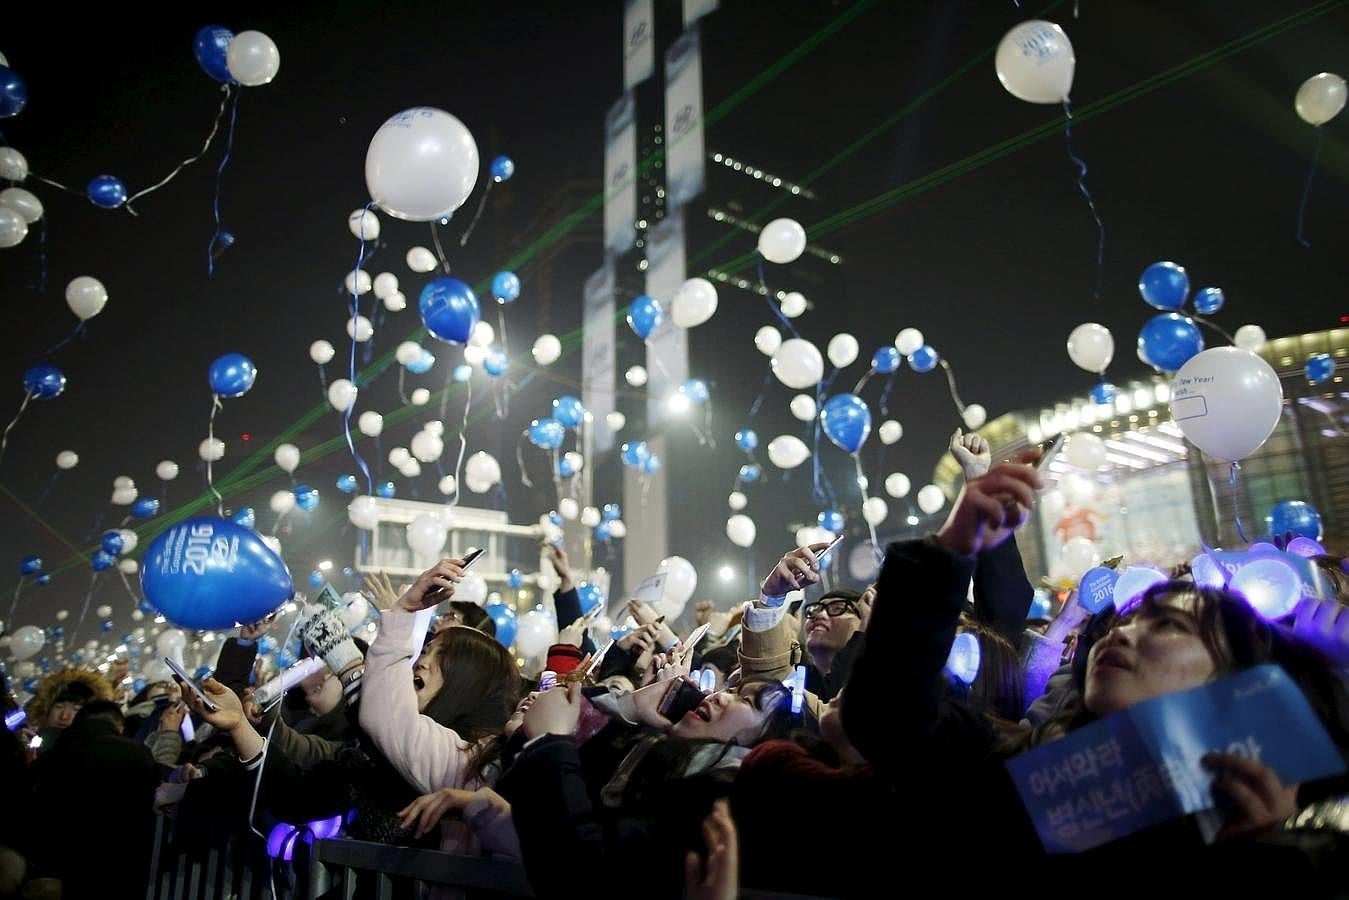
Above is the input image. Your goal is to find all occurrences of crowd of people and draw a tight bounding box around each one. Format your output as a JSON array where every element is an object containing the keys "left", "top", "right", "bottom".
[{"left": 3, "top": 435, "right": 1348, "bottom": 899}]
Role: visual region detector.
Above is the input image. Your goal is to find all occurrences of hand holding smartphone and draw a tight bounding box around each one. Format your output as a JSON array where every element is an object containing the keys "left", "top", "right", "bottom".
[
  {"left": 424, "top": 547, "right": 486, "bottom": 604},
  {"left": 1034, "top": 434, "right": 1066, "bottom": 485},
  {"left": 657, "top": 677, "right": 707, "bottom": 723},
  {"left": 164, "top": 656, "right": 220, "bottom": 712}
]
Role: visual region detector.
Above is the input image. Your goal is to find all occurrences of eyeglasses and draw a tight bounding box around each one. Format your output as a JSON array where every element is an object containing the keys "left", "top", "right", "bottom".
[{"left": 802, "top": 599, "right": 859, "bottom": 619}]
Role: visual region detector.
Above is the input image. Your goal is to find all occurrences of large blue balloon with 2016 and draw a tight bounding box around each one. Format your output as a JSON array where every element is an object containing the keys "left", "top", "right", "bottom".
[
  {"left": 140, "top": 517, "right": 293, "bottom": 630},
  {"left": 485, "top": 601, "right": 517, "bottom": 647},
  {"left": 1137, "top": 313, "right": 1203, "bottom": 372},
  {"left": 209, "top": 353, "right": 257, "bottom": 397},
  {"left": 820, "top": 392, "right": 872, "bottom": 454},
  {"left": 419, "top": 277, "right": 480, "bottom": 345}
]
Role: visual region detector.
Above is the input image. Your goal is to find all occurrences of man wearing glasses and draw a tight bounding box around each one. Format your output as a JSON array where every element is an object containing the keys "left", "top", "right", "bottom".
[{"left": 800, "top": 587, "right": 873, "bottom": 701}]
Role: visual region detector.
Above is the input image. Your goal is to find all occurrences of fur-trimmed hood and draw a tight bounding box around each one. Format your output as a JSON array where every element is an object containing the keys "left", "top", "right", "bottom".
[{"left": 26, "top": 667, "right": 114, "bottom": 723}]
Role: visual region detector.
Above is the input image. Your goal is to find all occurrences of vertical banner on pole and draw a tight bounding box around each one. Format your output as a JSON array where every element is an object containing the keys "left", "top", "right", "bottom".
[
  {"left": 603, "top": 92, "right": 638, "bottom": 256},
  {"left": 623, "top": 0, "right": 655, "bottom": 89},
  {"left": 582, "top": 261, "right": 617, "bottom": 454},
  {"left": 664, "top": 28, "right": 705, "bottom": 212},
  {"left": 682, "top": 0, "right": 719, "bottom": 27},
  {"left": 644, "top": 210, "right": 689, "bottom": 426}
]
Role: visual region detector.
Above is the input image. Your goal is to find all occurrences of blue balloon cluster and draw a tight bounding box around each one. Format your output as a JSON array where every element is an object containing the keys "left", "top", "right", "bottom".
[
  {"left": 1137, "top": 313, "right": 1203, "bottom": 372},
  {"left": 1138, "top": 261, "right": 1189, "bottom": 310},
  {"left": 484, "top": 349, "right": 508, "bottom": 377},
  {"left": 507, "top": 569, "right": 523, "bottom": 590},
  {"left": 818, "top": 509, "right": 844, "bottom": 533},
  {"left": 739, "top": 463, "right": 762, "bottom": 483},
  {"left": 682, "top": 379, "right": 709, "bottom": 403},
  {"left": 419, "top": 277, "right": 480, "bottom": 345},
  {"left": 376, "top": 481, "right": 396, "bottom": 499},
  {"left": 491, "top": 271, "right": 521, "bottom": 303},
  {"left": 0, "top": 64, "right": 29, "bottom": 118},
  {"left": 405, "top": 349, "right": 435, "bottom": 374},
  {"left": 309, "top": 570, "right": 324, "bottom": 588},
  {"left": 1089, "top": 382, "right": 1118, "bottom": 405},
  {"left": 558, "top": 458, "right": 575, "bottom": 477},
  {"left": 576, "top": 581, "right": 604, "bottom": 615},
  {"left": 820, "top": 393, "right": 872, "bottom": 454},
  {"left": 101, "top": 532, "right": 125, "bottom": 556},
  {"left": 485, "top": 602, "right": 517, "bottom": 647},
  {"left": 23, "top": 365, "right": 65, "bottom": 399},
  {"left": 209, "top": 353, "right": 257, "bottom": 398},
  {"left": 594, "top": 522, "right": 613, "bottom": 542},
  {"left": 602, "top": 503, "right": 621, "bottom": 521},
  {"left": 92, "top": 550, "right": 116, "bottom": 572},
  {"left": 620, "top": 441, "right": 650, "bottom": 468},
  {"left": 627, "top": 295, "right": 662, "bottom": 340},
  {"left": 19, "top": 555, "right": 41, "bottom": 576},
  {"left": 1193, "top": 287, "right": 1224, "bottom": 315}
]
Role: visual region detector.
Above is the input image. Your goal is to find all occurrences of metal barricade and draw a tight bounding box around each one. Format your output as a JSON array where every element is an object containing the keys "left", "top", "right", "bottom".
[{"left": 298, "top": 839, "right": 534, "bottom": 900}]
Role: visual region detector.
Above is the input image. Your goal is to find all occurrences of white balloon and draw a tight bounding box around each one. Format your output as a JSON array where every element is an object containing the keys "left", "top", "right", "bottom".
[
  {"left": 917, "top": 484, "right": 946, "bottom": 515},
  {"left": 532, "top": 334, "right": 562, "bottom": 366},
  {"left": 580, "top": 506, "right": 601, "bottom": 528},
  {"left": 348, "top": 496, "right": 379, "bottom": 530},
  {"left": 1171, "top": 347, "right": 1283, "bottom": 462},
  {"left": 117, "top": 530, "right": 139, "bottom": 554},
  {"left": 656, "top": 556, "right": 698, "bottom": 619},
  {"left": 558, "top": 497, "right": 579, "bottom": 520},
  {"left": 671, "top": 277, "right": 718, "bottom": 328},
  {"left": 398, "top": 459, "right": 421, "bottom": 478},
  {"left": 1233, "top": 324, "right": 1267, "bottom": 353},
  {"left": 995, "top": 20, "right": 1075, "bottom": 104},
  {"left": 344, "top": 269, "right": 373, "bottom": 296},
  {"left": 757, "top": 218, "right": 807, "bottom": 264},
  {"left": 0, "top": 187, "right": 41, "bottom": 224},
  {"left": 516, "top": 609, "right": 559, "bottom": 657},
  {"left": 0, "top": 147, "right": 27, "bottom": 182},
  {"left": 118, "top": 558, "right": 139, "bottom": 575},
  {"left": 563, "top": 451, "right": 584, "bottom": 473},
  {"left": 457, "top": 573, "right": 488, "bottom": 606},
  {"left": 878, "top": 420, "right": 903, "bottom": 445},
  {"left": 1059, "top": 472, "right": 1095, "bottom": 507},
  {"left": 406, "top": 246, "right": 437, "bottom": 273},
  {"left": 346, "top": 315, "right": 374, "bottom": 342},
  {"left": 366, "top": 107, "right": 479, "bottom": 222},
  {"left": 388, "top": 447, "right": 411, "bottom": 467},
  {"left": 96, "top": 605, "right": 112, "bottom": 619},
  {"left": 1065, "top": 433, "right": 1106, "bottom": 470},
  {"left": 114, "top": 476, "right": 135, "bottom": 490},
  {"left": 328, "top": 379, "right": 358, "bottom": 412},
  {"left": 358, "top": 411, "right": 384, "bottom": 437},
  {"left": 63, "top": 276, "right": 107, "bottom": 321},
  {"left": 410, "top": 434, "right": 443, "bottom": 464},
  {"left": 606, "top": 411, "right": 626, "bottom": 432},
  {"left": 884, "top": 473, "right": 911, "bottom": 498},
  {"left": 56, "top": 450, "right": 79, "bottom": 470},
  {"left": 406, "top": 514, "right": 448, "bottom": 558},
  {"left": 348, "top": 209, "right": 381, "bottom": 241},
  {"left": 962, "top": 404, "right": 987, "bottom": 430},
  {"left": 1059, "top": 537, "right": 1100, "bottom": 581},
  {"left": 826, "top": 333, "right": 859, "bottom": 369},
  {"left": 894, "top": 328, "right": 925, "bottom": 356},
  {"left": 111, "top": 486, "right": 136, "bottom": 506},
  {"left": 728, "top": 491, "right": 748, "bottom": 511},
  {"left": 789, "top": 394, "right": 817, "bottom": 422},
  {"left": 0, "top": 208, "right": 26, "bottom": 248},
  {"left": 130, "top": 609, "right": 144, "bottom": 621},
  {"left": 862, "top": 497, "right": 888, "bottom": 526},
  {"left": 310, "top": 340, "right": 336, "bottom": 365},
  {"left": 411, "top": 388, "right": 431, "bottom": 406},
  {"left": 625, "top": 366, "right": 648, "bottom": 387},
  {"left": 796, "top": 526, "right": 835, "bottom": 549},
  {"left": 771, "top": 339, "right": 824, "bottom": 389},
  {"left": 340, "top": 593, "right": 369, "bottom": 629},
  {"left": 198, "top": 437, "right": 225, "bottom": 462},
  {"left": 372, "top": 272, "right": 399, "bottom": 299},
  {"left": 779, "top": 292, "right": 807, "bottom": 318},
  {"left": 1295, "top": 72, "right": 1347, "bottom": 126},
  {"left": 436, "top": 475, "right": 457, "bottom": 496},
  {"left": 10, "top": 625, "right": 44, "bottom": 660},
  {"left": 1066, "top": 322, "right": 1114, "bottom": 374},
  {"left": 766, "top": 435, "right": 811, "bottom": 469},
  {"left": 726, "top": 514, "right": 757, "bottom": 548},
  {"left": 754, "top": 325, "right": 782, "bottom": 357},
  {"left": 226, "top": 30, "right": 281, "bottom": 86},
  {"left": 395, "top": 341, "right": 421, "bottom": 366},
  {"left": 270, "top": 490, "right": 296, "bottom": 515},
  {"left": 608, "top": 520, "right": 627, "bottom": 539},
  {"left": 464, "top": 452, "right": 501, "bottom": 492},
  {"left": 55, "top": 610, "right": 68, "bottom": 621},
  {"left": 382, "top": 290, "right": 406, "bottom": 312},
  {"left": 469, "top": 321, "right": 494, "bottom": 349},
  {"left": 274, "top": 443, "right": 301, "bottom": 474},
  {"left": 1040, "top": 489, "right": 1066, "bottom": 522}
]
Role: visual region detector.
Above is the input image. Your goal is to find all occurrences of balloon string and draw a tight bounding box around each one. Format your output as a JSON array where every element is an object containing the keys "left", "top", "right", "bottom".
[
  {"left": 207, "top": 395, "right": 224, "bottom": 515},
  {"left": 0, "top": 391, "right": 33, "bottom": 467},
  {"left": 756, "top": 259, "right": 800, "bottom": 339},
  {"left": 125, "top": 84, "right": 234, "bottom": 214},
  {"left": 1229, "top": 461, "right": 1249, "bottom": 544},
  {"left": 447, "top": 378, "right": 472, "bottom": 510},
  {"left": 497, "top": 305, "right": 510, "bottom": 359},
  {"left": 747, "top": 367, "right": 774, "bottom": 418},
  {"left": 429, "top": 222, "right": 452, "bottom": 274},
  {"left": 317, "top": 363, "right": 329, "bottom": 402},
  {"left": 1061, "top": 99, "right": 1105, "bottom": 299},
  {"left": 1296, "top": 125, "right": 1324, "bottom": 248},
  {"left": 397, "top": 368, "right": 410, "bottom": 406},
  {"left": 72, "top": 571, "right": 99, "bottom": 648},
  {"left": 35, "top": 471, "right": 59, "bottom": 509},
  {"left": 878, "top": 372, "right": 897, "bottom": 416},
  {"left": 345, "top": 204, "right": 376, "bottom": 497},
  {"left": 459, "top": 181, "right": 494, "bottom": 247},
  {"left": 40, "top": 321, "right": 88, "bottom": 359},
  {"left": 516, "top": 433, "right": 534, "bottom": 490},
  {"left": 29, "top": 173, "right": 82, "bottom": 197},
  {"left": 36, "top": 216, "right": 48, "bottom": 293},
  {"left": 206, "top": 87, "right": 242, "bottom": 277},
  {"left": 852, "top": 367, "right": 876, "bottom": 395},
  {"left": 853, "top": 456, "right": 882, "bottom": 562},
  {"left": 117, "top": 567, "right": 142, "bottom": 607},
  {"left": 7, "top": 577, "right": 24, "bottom": 628},
  {"left": 1191, "top": 314, "right": 1236, "bottom": 345},
  {"left": 938, "top": 359, "right": 967, "bottom": 416}
]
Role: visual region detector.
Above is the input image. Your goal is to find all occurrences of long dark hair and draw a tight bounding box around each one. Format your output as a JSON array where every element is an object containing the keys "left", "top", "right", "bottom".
[{"left": 420, "top": 625, "right": 519, "bottom": 777}]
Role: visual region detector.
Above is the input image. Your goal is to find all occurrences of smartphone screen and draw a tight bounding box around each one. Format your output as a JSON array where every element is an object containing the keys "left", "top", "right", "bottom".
[
  {"left": 683, "top": 623, "right": 711, "bottom": 650},
  {"left": 164, "top": 656, "right": 219, "bottom": 711},
  {"left": 1035, "top": 434, "right": 1066, "bottom": 481},
  {"left": 816, "top": 534, "right": 846, "bottom": 564},
  {"left": 657, "top": 678, "right": 706, "bottom": 723}
]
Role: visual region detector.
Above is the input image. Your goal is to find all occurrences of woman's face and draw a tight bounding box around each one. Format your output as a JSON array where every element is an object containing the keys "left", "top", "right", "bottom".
[
  {"left": 413, "top": 639, "right": 446, "bottom": 712},
  {"left": 1084, "top": 592, "right": 1219, "bottom": 717},
  {"left": 301, "top": 670, "right": 343, "bottom": 716},
  {"left": 670, "top": 684, "right": 774, "bottom": 744}
]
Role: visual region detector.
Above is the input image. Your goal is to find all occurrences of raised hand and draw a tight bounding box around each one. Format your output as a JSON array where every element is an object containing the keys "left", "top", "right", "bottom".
[
  {"left": 761, "top": 543, "right": 832, "bottom": 599},
  {"left": 362, "top": 571, "right": 400, "bottom": 612},
  {"left": 684, "top": 799, "right": 740, "bottom": 900},
  {"left": 937, "top": 451, "right": 1041, "bottom": 556},
  {"left": 397, "top": 559, "right": 466, "bottom": 612},
  {"left": 1204, "top": 751, "right": 1299, "bottom": 841},
  {"left": 542, "top": 542, "right": 575, "bottom": 593},
  {"left": 521, "top": 683, "right": 582, "bottom": 739},
  {"left": 950, "top": 428, "right": 992, "bottom": 480}
]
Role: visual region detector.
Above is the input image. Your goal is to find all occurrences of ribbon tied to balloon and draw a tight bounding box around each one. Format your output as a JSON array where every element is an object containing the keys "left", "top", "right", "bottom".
[{"left": 820, "top": 393, "right": 886, "bottom": 554}]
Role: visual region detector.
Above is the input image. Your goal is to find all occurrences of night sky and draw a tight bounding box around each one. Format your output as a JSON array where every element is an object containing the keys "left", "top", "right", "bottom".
[{"left": 0, "top": 0, "right": 1346, "bottom": 648}]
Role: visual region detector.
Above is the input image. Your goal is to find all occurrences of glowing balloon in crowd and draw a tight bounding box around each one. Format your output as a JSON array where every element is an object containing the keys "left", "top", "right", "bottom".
[
  {"left": 771, "top": 339, "right": 824, "bottom": 389},
  {"left": 767, "top": 435, "right": 810, "bottom": 470},
  {"left": 516, "top": 609, "right": 559, "bottom": 658},
  {"left": 1231, "top": 557, "right": 1301, "bottom": 620},
  {"left": 366, "top": 107, "right": 478, "bottom": 221},
  {"left": 1267, "top": 500, "right": 1323, "bottom": 541},
  {"left": 1113, "top": 567, "right": 1168, "bottom": 612},
  {"left": 726, "top": 514, "right": 757, "bottom": 548},
  {"left": 226, "top": 30, "right": 281, "bottom": 86},
  {"left": 757, "top": 218, "right": 806, "bottom": 264},
  {"left": 672, "top": 277, "right": 718, "bottom": 328},
  {"left": 1066, "top": 323, "right": 1114, "bottom": 374},
  {"left": 65, "top": 276, "right": 108, "bottom": 321},
  {"left": 1170, "top": 348, "right": 1282, "bottom": 462},
  {"left": 995, "top": 20, "right": 1075, "bottom": 103},
  {"left": 1295, "top": 72, "right": 1347, "bottom": 125}
]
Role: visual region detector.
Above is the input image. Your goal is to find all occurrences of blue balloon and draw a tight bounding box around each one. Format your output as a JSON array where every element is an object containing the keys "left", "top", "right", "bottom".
[
  {"left": 194, "top": 666, "right": 213, "bottom": 681},
  {"left": 19, "top": 555, "right": 41, "bottom": 575},
  {"left": 602, "top": 503, "right": 621, "bottom": 522},
  {"left": 1305, "top": 353, "right": 1335, "bottom": 385},
  {"left": 871, "top": 346, "right": 901, "bottom": 374},
  {"left": 491, "top": 271, "right": 521, "bottom": 303},
  {"left": 132, "top": 677, "right": 146, "bottom": 694},
  {"left": 528, "top": 417, "right": 566, "bottom": 450},
  {"left": 276, "top": 650, "right": 298, "bottom": 669},
  {"left": 294, "top": 485, "right": 319, "bottom": 512},
  {"left": 627, "top": 295, "right": 662, "bottom": 340},
  {"left": 309, "top": 570, "right": 324, "bottom": 588},
  {"left": 1137, "top": 313, "right": 1203, "bottom": 372},
  {"left": 22, "top": 365, "right": 65, "bottom": 399},
  {"left": 35, "top": 573, "right": 50, "bottom": 586},
  {"left": 641, "top": 454, "right": 661, "bottom": 475},
  {"left": 376, "top": 481, "right": 396, "bottom": 499},
  {"left": 489, "top": 156, "right": 515, "bottom": 183},
  {"left": 100, "top": 532, "right": 125, "bottom": 556},
  {"left": 405, "top": 349, "right": 435, "bottom": 374},
  {"left": 132, "top": 496, "right": 160, "bottom": 519},
  {"left": 1028, "top": 592, "right": 1053, "bottom": 620},
  {"left": 548, "top": 511, "right": 564, "bottom": 527},
  {"left": 576, "top": 582, "right": 604, "bottom": 615},
  {"left": 192, "top": 25, "right": 236, "bottom": 83},
  {"left": 1267, "top": 500, "right": 1322, "bottom": 541},
  {"left": 100, "top": 620, "right": 114, "bottom": 633},
  {"left": 484, "top": 349, "right": 508, "bottom": 377},
  {"left": 419, "top": 277, "right": 480, "bottom": 345},
  {"left": 336, "top": 475, "right": 357, "bottom": 494},
  {"left": 1078, "top": 567, "right": 1119, "bottom": 615},
  {"left": 820, "top": 393, "right": 872, "bottom": 454},
  {"left": 620, "top": 441, "right": 650, "bottom": 468},
  {"left": 86, "top": 175, "right": 127, "bottom": 209},
  {"left": 453, "top": 364, "right": 472, "bottom": 383},
  {"left": 484, "top": 602, "right": 517, "bottom": 647},
  {"left": 140, "top": 518, "right": 293, "bottom": 630},
  {"left": 92, "top": 550, "right": 116, "bottom": 572},
  {"left": 739, "top": 463, "right": 762, "bottom": 483},
  {"left": 343, "top": 567, "right": 355, "bottom": 579},
  {"left": 553, "top": 395, "right": 585, "bottom": 429},
  {"left": 209, "top": 353, "right": 257, "bottom": 397},
  {"left": 507, "top": 569, "right": 523, "bottom": 590},
  {"left": 0, "top": 65, "right": 28, "bottom": 118},
  {"left": 908, "top": 345, "right": 939, "bottom": 374},
  {"left": 232, "top": 507, "right": 257, "bottom": 529},
  {"left": 734, "top": 429, "right": 759, "bottom": 452},
  {"left": 818, "top": 509, "right": 844, "bottom": 533},
  {"left": 682, "top": 379, "right": 709, "bottom": 404},
  {"left": 1089, "top": 382, "right": 1118, "bottom": 405},
  {"left": 1138, "top": 261, "right": 1189, "bottom": 310},
  {"left": 257, "top": 635, "right": 279, "bottom": 655},
  {"left": 558, "top": 458, "right": 575, "bottom": 477},
  {"left": 594, "top": 521, "right": 613, "bottom": 542},
  {"left": 1193, "top": 287, "right": 1224, "bottom": 315}
]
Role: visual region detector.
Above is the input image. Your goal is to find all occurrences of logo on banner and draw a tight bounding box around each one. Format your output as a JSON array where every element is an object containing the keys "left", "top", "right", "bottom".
[
  {"left": 611, "top": 162, "right": 630, "bottom": 185},
  {"left": 671, "top": 104, "right": 695, "bottom": 135},
  {"left": 629, "top": 20, "right": 648, "bottom": 47}
]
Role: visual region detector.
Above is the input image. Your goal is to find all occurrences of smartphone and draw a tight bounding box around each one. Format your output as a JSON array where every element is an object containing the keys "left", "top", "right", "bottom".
[
  {"left": 683, "top": 623, "right": 711, "bottom": 651},
  {"left": 657, "top": 677, "right": 707, "bottom": 723},
  {"left": 164, "top": 656, "right": 220, "bottom": 712},
  {"left": 585, "top": 639, "right": 615, "bottom": 678},
  {"left": 1036, "top": 434, "right": 1066, "bottom": 481},
  {"left": 426, "top": 547, "right": 486, "bottom": 603},
  {"left": 815, "top": 533, "right": 846, "bottom": 565}
]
